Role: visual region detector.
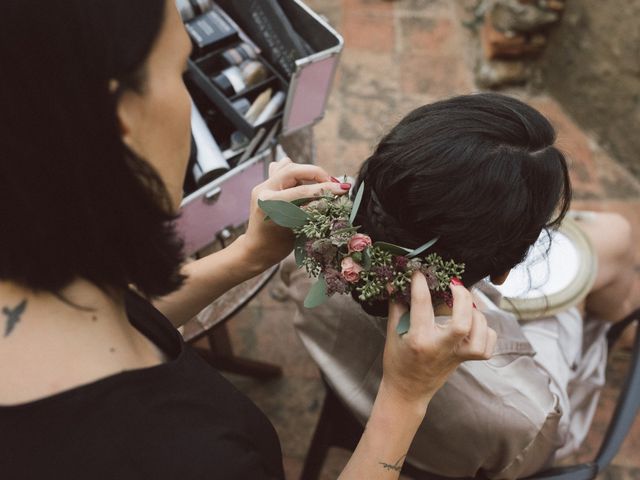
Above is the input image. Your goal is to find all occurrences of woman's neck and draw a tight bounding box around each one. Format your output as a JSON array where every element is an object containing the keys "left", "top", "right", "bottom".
[
  {"left": 0, "top": 278, "right": 165, "bottom": 405},
  {"left": 0, "top": 278, "right": 127, "bottom": 339}
]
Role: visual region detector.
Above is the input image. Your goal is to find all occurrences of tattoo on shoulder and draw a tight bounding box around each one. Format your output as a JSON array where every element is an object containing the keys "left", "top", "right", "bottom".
[
  {"left": 379, "top": 454, "right": 406, "bottom": 473},
  {"left": 2, "top": 299, "right": 28, "bottom": 337}
]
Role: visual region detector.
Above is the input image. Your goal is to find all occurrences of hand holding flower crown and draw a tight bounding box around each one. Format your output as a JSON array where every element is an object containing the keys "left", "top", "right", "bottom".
[
  {"left": 382, "top": 272, "right": 497, "bottom": 404},
  {"left": 242, "top": 159, "right": 350, "bottom": 272},
  {"left": 258, "top": 180, "right": 465, "bottom": 335}
]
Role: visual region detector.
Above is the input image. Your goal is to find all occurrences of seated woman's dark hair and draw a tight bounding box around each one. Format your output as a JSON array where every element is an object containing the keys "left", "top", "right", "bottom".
[
  {"left": 352, "top": 93, "right": 571, "bottom": 316},
  {"left": 0, "top": 0, "right": 185, "bottom": 297}
]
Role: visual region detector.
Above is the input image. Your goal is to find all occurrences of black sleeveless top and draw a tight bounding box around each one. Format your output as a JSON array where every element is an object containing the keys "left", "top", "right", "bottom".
[{"left": 0, "top": 292, "right": 284, "bottom": 480}]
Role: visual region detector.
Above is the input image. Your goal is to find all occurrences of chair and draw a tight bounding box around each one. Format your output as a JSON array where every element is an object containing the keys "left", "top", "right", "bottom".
[{"left": 300, "top": 308, "right": 640, "bottom": 480}]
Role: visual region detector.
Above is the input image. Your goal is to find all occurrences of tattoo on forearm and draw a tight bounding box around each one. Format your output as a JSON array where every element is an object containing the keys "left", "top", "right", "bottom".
[
  {"left": 2, "top": 299, "right": 28, "bottom": 337},
  {"left": 379, "top": 454, "right": 406, "bottom": 472}
]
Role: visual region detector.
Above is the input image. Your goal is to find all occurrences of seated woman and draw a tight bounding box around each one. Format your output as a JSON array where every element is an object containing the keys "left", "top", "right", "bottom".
[{"left": 283, "top": 93, "right": 635, "bottom": 479}]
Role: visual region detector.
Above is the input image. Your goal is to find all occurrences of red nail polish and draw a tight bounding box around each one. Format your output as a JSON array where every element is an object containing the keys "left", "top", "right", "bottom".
[
  {"left": 330, "top": 176, "right": 341, "bottom": 183},
  {"left": 451, "top": 277, "right": 463, "bottom": 286},
  {"left": 340, "top": 183, "right": 351, "bottom": 190}
]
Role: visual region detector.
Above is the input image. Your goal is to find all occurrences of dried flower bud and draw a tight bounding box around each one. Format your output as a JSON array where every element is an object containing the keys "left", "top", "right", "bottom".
[
  {"left": 305, "top": 198, "right": 329, "bottom": 213},
  {"left": 335, "top": 195, "right": 353, "bottom": 208},
  {"left": 311, "top": 238, "right": 332, "bottom": 254},
  {"left": 394, "top": 256, "right": 408, "bottom": 270},
  {"left": 372, "top": 265, "right": 394, "bottom": 282},
  {"left": 316, "top": 198, "right": 329, "bottom": 213},
  {"left": 325, "top": 267, "right": 349, "bottom": 295},
  {"left": 331, "top": 219, "right": 350, "bottom": 232},
  {"left": 406, "top": 259, "right": 422, "bottom": 272},
  {"left": 421, "top": 265, "right": 439, "bottom": 289}
]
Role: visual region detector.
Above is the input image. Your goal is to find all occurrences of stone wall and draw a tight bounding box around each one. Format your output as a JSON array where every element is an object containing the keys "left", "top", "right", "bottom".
[
  {"left": 535, "top": 0, "right": 640, "bottom": 178},
  {"left": 469, "top": 0, "right": 565, "bottom": 88}
]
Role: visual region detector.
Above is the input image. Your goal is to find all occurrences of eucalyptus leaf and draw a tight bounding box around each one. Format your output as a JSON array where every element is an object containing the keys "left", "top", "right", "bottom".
[
  {"left": 374, "top": 241, "right": 412, "bottom": 256},
  {"left": 396, "top": 311, "right": 411, "bottom": 336},
  {"left": 291, "top": 197, "right": 318, "bottom": 207},
  {"left": 362, "top": 249, "right": 372, "bottom": 269},
  {"left": 407, "top": 236, "right": 439, "bottom": 258},
  {"left": 304, "top": 275, "right": 328, "bottom": 308},
  {"left": 349, "top": 181, "right": 365, "bottom": 225},
  {"left": 258, "top": 199, "right": 309, "bottom": 229}
]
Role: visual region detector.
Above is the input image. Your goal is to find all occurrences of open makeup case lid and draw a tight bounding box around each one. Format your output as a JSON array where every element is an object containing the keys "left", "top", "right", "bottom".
[
  {"left": 175, "top": 0, "right": 343, "bottom": 256},
  {"left": 181, "top": 0, "right": 344, "bottom": 138},
  {"left": 261, "top": 0, "right": 344, "bottom": 135}
]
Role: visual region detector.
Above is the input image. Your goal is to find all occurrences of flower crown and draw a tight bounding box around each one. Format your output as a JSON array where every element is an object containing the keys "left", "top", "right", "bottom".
[{"left": 259, "top": 181, "right": 465, "bottom": 334}]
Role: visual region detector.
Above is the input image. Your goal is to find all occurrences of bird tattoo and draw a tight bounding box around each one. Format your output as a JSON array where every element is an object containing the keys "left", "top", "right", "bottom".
[{"left": 3, "top": 299, "right": 27, "bottom": 337}]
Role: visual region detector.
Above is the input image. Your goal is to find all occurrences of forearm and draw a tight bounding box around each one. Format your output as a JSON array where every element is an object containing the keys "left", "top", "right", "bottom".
[
  {"left": 339, "top": 381, "right": 430, "bottom": 480},
  {"left": 153, "top": 235, "right": 266, "bottom": 327}
]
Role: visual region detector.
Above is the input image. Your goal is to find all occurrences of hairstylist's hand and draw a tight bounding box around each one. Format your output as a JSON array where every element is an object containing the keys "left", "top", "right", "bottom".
[
  {"left": 337, "top": 274, "right": 497, "bottom": 479},
  {"left": 381, "top": 272, "right": 497, "bottom": 406},
  {"left": 242, "top": 158, "right": 350, "bottom": 270}
]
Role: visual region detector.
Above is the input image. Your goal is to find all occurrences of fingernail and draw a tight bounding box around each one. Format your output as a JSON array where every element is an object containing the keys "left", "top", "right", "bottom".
[
  {"left": 451, "top": 277, "right": 463, "bottom": 286},
  {"left": 330, "top": 176, "right": 341, "bottom": 183},
  {"left": 340, "top": 183, "right": 351, "bottom": 190}
]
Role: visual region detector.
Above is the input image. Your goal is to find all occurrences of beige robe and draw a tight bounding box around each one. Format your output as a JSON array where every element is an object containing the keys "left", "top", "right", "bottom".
[{"left": 283, "top": 258, "right": 607, "bottom": 479}]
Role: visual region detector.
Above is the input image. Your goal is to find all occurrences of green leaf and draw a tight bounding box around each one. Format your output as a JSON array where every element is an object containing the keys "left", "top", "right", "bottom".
[
  {"left": 362, "top": 249, "right": 372, "bottom": 269},
  {"left": 291, "top": 197, "right": 318, "bottom": 207},
  {"left": 258, "top": 199, "right": 310, "bottom": 229},
  {"left": 294, "top": 235, "right": 307, "bottom": 267},
  {"left": 396, "top": 311, "right": 411, "bottom": 336},
  {"left": 374, "top": 242, "right": 412, "bottom": 256},
  {"left": 349, "top": 181, "right": 365, "bottom": 225},
  {"left": 304, "top": 275, "right": 328, "bottom": 308},
  {"left": 407, "top": 236, "right": 439, "bottom": 258}
]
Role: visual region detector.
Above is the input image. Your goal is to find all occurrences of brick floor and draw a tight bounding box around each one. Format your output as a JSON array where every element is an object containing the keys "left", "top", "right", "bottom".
[{"left": 218, "top": 1, "right": 640, "bottom": 478}]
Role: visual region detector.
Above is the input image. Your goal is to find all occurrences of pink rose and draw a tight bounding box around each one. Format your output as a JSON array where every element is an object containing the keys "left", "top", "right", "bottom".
[
  {"left": 341, "top": 257, "right": 363, "bottom": 283},
  {"left": 348, "top": 233, "right": 372, "bottom": 253}
]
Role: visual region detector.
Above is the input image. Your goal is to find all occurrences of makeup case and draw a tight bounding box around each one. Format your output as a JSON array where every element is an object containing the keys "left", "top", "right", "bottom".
[{"left": 175, "top": 0, "right": 343, "bottom": 255}]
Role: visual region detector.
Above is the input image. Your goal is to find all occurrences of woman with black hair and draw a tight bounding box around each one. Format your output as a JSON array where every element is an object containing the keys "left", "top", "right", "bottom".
[
  {"left": 285, "top": 93, "right": 636, "bottom": 478},
  {"left": 0, "top": 1, "right": 495, "bottom": 479}
]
